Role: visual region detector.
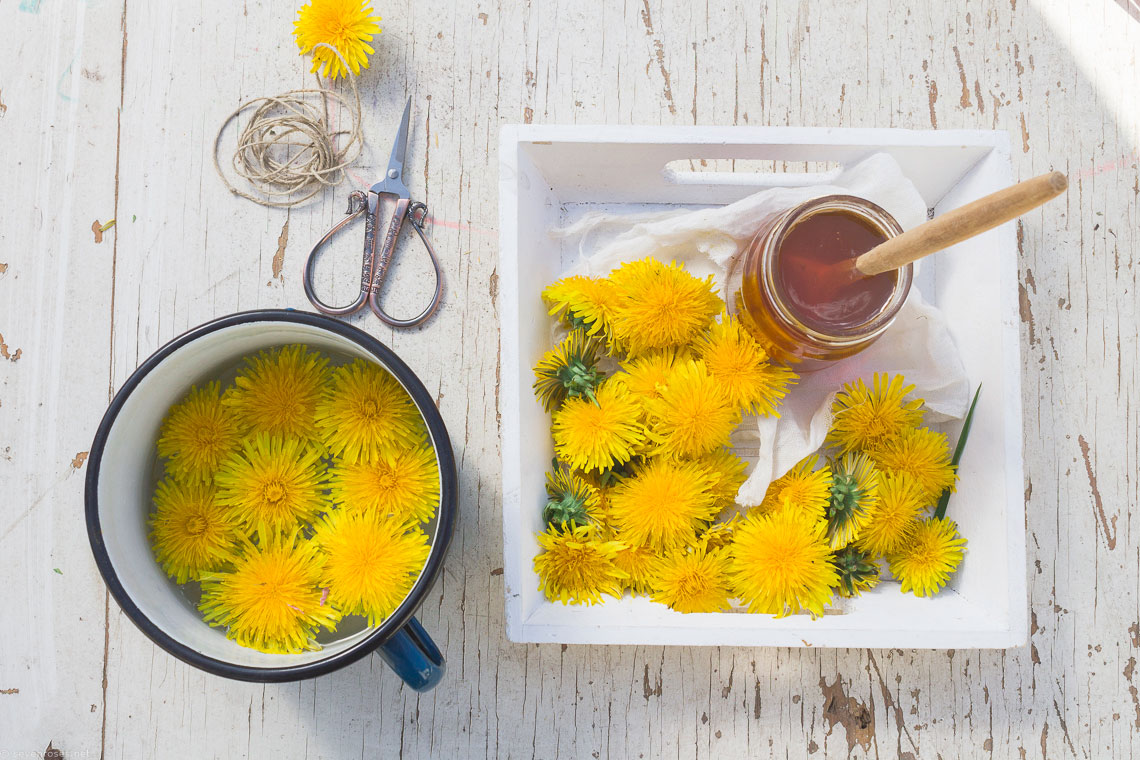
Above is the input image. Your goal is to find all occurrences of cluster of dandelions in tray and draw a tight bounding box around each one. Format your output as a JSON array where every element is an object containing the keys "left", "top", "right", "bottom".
[
  {"left": 149, "top": 345, "right": 439, "bottom": 653},
  {"left": 529, "top": 257, "right": 969, "bottom": 616}
]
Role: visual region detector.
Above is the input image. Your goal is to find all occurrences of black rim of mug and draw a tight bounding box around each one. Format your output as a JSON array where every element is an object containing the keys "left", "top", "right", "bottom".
[{"left": 84, "top": 309, "right": 458, "bottom": 683}]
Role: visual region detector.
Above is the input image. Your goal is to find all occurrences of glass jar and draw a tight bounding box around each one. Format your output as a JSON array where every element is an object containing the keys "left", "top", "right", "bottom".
[{"left": 732, "top": 195, "right": 912, "bottom": 369}]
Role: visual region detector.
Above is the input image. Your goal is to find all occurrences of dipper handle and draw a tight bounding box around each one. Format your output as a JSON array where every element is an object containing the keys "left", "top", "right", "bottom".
[{"left": 854, "top": 171, "right": 1068, "bottom": 276}]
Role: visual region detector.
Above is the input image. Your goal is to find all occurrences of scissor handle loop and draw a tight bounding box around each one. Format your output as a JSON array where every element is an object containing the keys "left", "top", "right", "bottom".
[
  {"left": 368, "top": 202, "right": 444, "bottom": 328},
  {"left": 303, "top": 191, "right": 370, "bottom": 316}
]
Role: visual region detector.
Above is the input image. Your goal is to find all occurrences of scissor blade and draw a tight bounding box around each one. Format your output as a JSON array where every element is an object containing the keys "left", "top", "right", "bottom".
[{"left": 385, "top": 99, "right": 412, "bottom": 182}]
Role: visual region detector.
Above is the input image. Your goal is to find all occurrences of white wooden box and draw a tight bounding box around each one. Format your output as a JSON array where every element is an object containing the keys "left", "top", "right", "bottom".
[{"left": 498, "top": 126, "right": 1027, "bottom": 648}]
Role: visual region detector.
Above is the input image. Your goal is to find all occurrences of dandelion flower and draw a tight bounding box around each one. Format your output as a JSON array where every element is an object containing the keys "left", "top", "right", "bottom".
[
  {"left": 199, "top": 531, "right": 339, "bottom": 654},
  {"left": 729, "top": 506, "right": 837, "bottom": 617},
  {"left": 215, "top": 435, "right": 326, "bottom": 537},
  {"left": 329, "top": 444, "right": 440, "bottom": 524},
  {"left": 533, "top": 329, "right": 605, "bottom": 412},
  {"left": 543, "top": 275, "right": 621, "bottom": 346},
  {"left": 826, "top": 373, "right": 924, "bottom": 454},
  {"left": 612, "top": 542, "right": 663, "bottom": 595},
  {"left": 831, "top": 546, "right": 881, "bottom": 598},
  {"left": 157, "top": 382, "right": 242, "bottom": 484},
  {"left": 316, "top": 359, "right": 424, "bottom": 464},
  {"left": 856, "top": 472, "right": 924, "bottom": 557},
  {"left": 542, "top": 466, "right": 602, "bottom": 529},
  {"left": 872, "top": 427, "right": 958, "bottom": 503},
  {"left": 697, "top": 448, "right": 748, "bottom": 510},
  {"left": 826, "top": 452, "right": 880, "bottom": 549},
  {"left": 149, "top": 480, "right": 239, "bottom": 584},
  {"left": 695, "top": 515, "right": 740, "bottom": 553},
  {"left": 694, "top": 315, "right": 797, "bottom": 415},
  {"left": 651, "top": 547, "right": 732, "bottom": 613},
  {"left": 293, "top": 0, "right": 382, "bottom": 80},
  {"left": 644, "top": 360, "right": 740, "bottom": 459},
  {"left": 534, "top": 523, "right": 627, "bottom": 605},
  {"left": 609, "top": 458, "right": 717, "bottom": 550},
  {"left": 314, "top": 509, "right": 431, "bottom": 625},
  {"left": 608, "top": 258, "right": 722, "bottom": 355},
  {"left": 758, "top": 455, "right": 832, "bottom": 520},
  {"left": 888, "top": 517, "right": 967, "bottom": 597},
  {"left": 224, "top": 345, "right": 329, "bottom": 443},
  {"left": 552, "top": 380, "right": 645, "bottom": 473}
]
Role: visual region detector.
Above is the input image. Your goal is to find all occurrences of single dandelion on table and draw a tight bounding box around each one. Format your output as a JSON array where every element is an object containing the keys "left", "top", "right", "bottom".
[
  {"left": 328, "top": 443, "right": 440, "bottom": 524},
  {"left": 728, "top": 505, "right": 837, "bottom": 618},
  {"left": 532, "top": 329, "right": 606, "bottom": 412},
  {"left": 855, "top": 471, "right": 925, "bottom": 557},
  {"left": 608, "top": 457, "right": 718, "bottom": 551},
  {"left": 214, "top": 434, "right": 327, "bottom": 538},
  {"left": 149, "top": 480, "right": 239, "bottom": 584},
  {"left": 314, "top": 509, "right": 431, "bottom": 626},
  {"left": 607, "top": 258, "right": 722, "bottom": 355},
  {"left": 551, "top": 380, "right": 645, "bottom": 473},
  {"left": 157, "top": 381, "right": 242, "bottom": 484},
  {"left": 223, "top": 345, "right": 329, "bottom": 444},
  {"left": 826, "top": 373, "right": 925, "bottom": 454},
  {"left": 533, "top": 523, "right": 628, "bottom": 606},
  {"left": 316, "top": 359, "right": 425, "bottom": 464},
  {"left": 888, "top": 517, "right": 967, "bottom": 597},
  {"left": 644, "top": 359, "right": 740, "bottom": 459},
  {"left": 651, "top": 547, "right": 732, "bottom": 614},
  {"left": 758, "top": 454, "right": 832, "bottom": 521},
  {"left": 293, "top": 0, "right": 382, "bottom": 80},
  {"left": 693, "top": 314, "right": 797, "bottom": 416},
  {"left": 543, "top": 275, "right": 621, "bottom": 348},
  {"left": 198, "top": 530, "right": 339, "bottom": 654},
  {"left": 826, "top": 451, "right": 880, "bottom": 550},
  {"left": 831, "top": 545, "right": 881, "bottom": 599},
  {"left": 872, "top": 426, "right": 958, "bottom": 503}
]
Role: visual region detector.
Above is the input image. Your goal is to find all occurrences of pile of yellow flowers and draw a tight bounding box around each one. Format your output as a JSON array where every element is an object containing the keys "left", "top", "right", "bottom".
[
  {"left": 531, "top": 257, "right": 968, "bottom": 616},
  {"left": 149, "top": 345, "right": 439, "bottom": 653}
]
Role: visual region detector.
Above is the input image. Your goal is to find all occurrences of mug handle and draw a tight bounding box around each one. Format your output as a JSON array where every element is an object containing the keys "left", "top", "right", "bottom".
[{"left": 373, "top": 616, "right": 445, "bottom": 692}]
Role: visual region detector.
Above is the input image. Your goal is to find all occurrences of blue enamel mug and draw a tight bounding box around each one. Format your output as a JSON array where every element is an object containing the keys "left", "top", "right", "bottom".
[{"left": 84, "top": 310, "right": 456, "bottom": 690}]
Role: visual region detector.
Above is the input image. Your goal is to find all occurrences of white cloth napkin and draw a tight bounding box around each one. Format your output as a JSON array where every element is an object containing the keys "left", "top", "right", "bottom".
[{"left": 553, "top": 153, "right": 971, "bottom": 505}]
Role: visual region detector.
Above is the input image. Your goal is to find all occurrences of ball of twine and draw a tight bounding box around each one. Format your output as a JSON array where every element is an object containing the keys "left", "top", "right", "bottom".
[{"left": 213, "top": 43, "right": 363, "bottom": 208}]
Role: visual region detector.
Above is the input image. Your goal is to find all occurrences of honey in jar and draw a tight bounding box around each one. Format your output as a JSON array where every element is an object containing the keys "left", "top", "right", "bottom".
[{"left": 734, "top": 195, "right": 911, "bottom": 367}]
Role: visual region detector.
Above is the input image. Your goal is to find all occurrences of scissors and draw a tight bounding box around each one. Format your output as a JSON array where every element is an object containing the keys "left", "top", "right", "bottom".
[{"left": 303, "top": 99, "right": 443, "bottom": 327}]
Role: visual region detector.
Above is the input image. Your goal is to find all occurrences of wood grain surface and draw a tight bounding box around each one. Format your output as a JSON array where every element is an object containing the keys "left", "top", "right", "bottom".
[{"left": 1, "top": 0, "right": 1137, "bottom": 757}]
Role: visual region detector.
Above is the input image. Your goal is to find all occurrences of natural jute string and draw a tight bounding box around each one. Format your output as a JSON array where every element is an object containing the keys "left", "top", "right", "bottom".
[{"left": 213, "top": 43, "right": 363, "bottom": 208}]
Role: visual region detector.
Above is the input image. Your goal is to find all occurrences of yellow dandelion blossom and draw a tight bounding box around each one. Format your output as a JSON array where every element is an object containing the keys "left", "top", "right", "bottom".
[
  {"left": 543, "top": 275, "right": 621, "bottom": 346},
  {"left": 223, "top": 344, "right": 329, "bottom": 443},
  {"left": 608, "top": 258, "right": 722, "bottom": 355},
  {"left": 314, "top": 509, "right": 431, "bottom": 626},
  {"left": 888, "top": 517, "right": 967, "bottom": 597},
  {"left": 832, "top": 546, "right": 881, "bottom": 598},
  {"left": 651, "top": 547, "right": 732, "bottom": 613},
  {"left": 316, "top": 359, "right": 424, "bottom": 464},
  {"left": 611, "top": 542, "right": 663, "bottom": 595},
  {"left": 729, "top": 506, "right": 837, "bottom": 617},
  {"left": 872, "top": 427, "right": 958, "bottom": 503},
  {"left": 697, "top": 448, "right": 748, "bottom": 510},
  {"left": 199, "top": 531, "right": 339, "bottom": 654},
  {"left": 619, "top": 348, "right": 687, "bottom": 405},
  {"left": 293, "top": 0, "right": 382, "bottom": 80},
  {"left": 694, "top": 315, "right": 797, "bottom": 415},
  {"left": 149, "top": 480, "right": 239, "bottom": 584},
  {"left": 329, "top": 444, "right": 440, "bottom": 524},
  {"left": 644, "top": 360, "right": 740, "bottom": 459},
  {"left": 215, "top": 435, "right": 326, "bottom": 537},
  {"left": 157, "top": 381, "right": 242, "bottom": 484},
  {"left": 826, "top": 373, "right": 925, "bottom": 454},
  {"left": 533, "top": 329, "right": 605, "bottom": 412},
  {"left": 856, "top": 472, "right": 925, "bottom": 557},
  {"left": 534, "top": 523, "right": 628, "bottom": 605},
  {"left": 609, "top": 458, "right": 718, "bottom": 550},
  {"left": 552, "top": 380, "right": 645, "bottom": 473},
  {"left": 542, "top": 466, "right": 602, "bottom": 529},
  {"left": 696, "top": 515, "right": 740, "bottom": 553},
  {"left": 758, "top": 455, "right": 832, "bottom": 520},
  {"left": 826, "top": 452, "right": 880, "bottom": 550}
]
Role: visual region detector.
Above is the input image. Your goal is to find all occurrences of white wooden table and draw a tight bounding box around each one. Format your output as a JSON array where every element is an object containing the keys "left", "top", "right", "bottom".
[{"left": 2, "top": 1, "right": 1138, "bottom": 757}]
